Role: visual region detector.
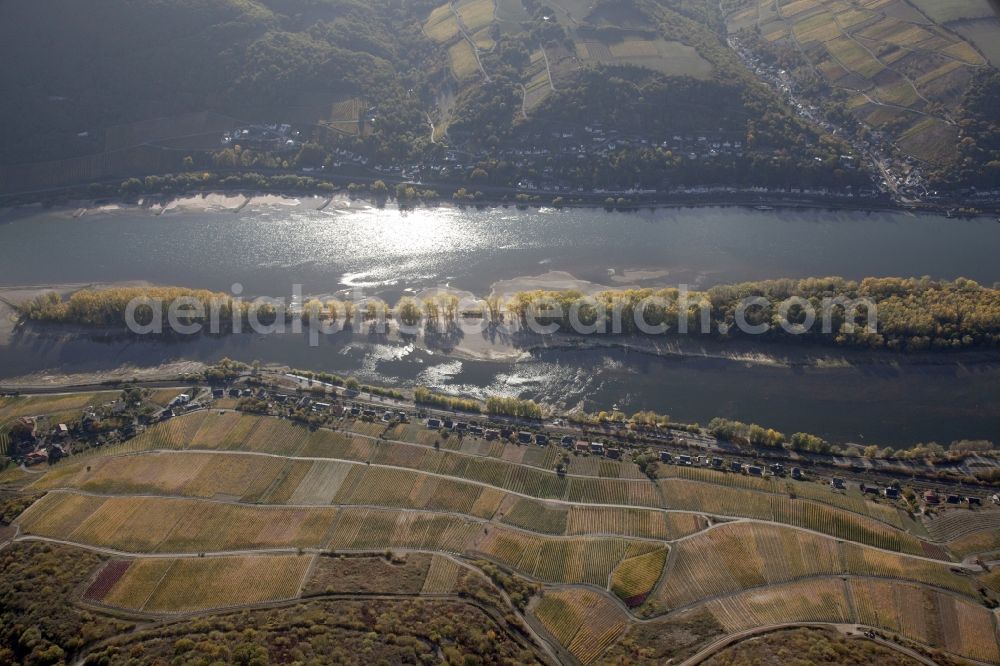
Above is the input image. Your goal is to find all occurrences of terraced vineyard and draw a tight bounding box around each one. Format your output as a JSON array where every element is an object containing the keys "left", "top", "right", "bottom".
[
  {"left": 532, "top": 588, "right": 630, "bottom": 664},
  {"left": 474, "top": 526, "right": 645, "bottom": 586},
  {"left": 841, "top": 542, "right": 978, "bottom": 596},
  {"left": 924, "top": 508, "right": 1000, "bottom": 541},
  {"left": 610, "top": 545, "right": 668, "bottom": 606},
  {"left": 660, "top": 479, "right": 926, "bottom": 555},
  {"left": 924, "top": 508, "right": 1000, "bottom": 557},
  {"left": 704, "top": 578, "right": 852, "bottom": 631},
  {"left": 658, "top": 464, "right": 904, "bottom": 527},
  {"left": 18, "top": 492, "right": 337, "bottom": 553},
  {"left": 94, "top": 554, "right": 313, "bottom": 613},
  {"left": 849, "top": 578, "right": 1000, "bottom": 663},
  {"left": 325, "top": 507, "right": 481, "bottom": 553},
  {"left": 0, "top": 391, "right": 115, "bottom": 423},
  {"left": 649, "top": 521, "right": 979, "bottom": 613},
  {"left": 727, "top": 0, "right": 996, "bottom": 164},
  {"left": 11, "top": 409, "right": 1000, "bottom": 665},
  {"left": 651, "top": 522, "right": 843, "bottom": 611}
]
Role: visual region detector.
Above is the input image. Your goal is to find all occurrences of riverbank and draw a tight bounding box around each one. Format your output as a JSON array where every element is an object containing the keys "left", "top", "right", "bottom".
[{"left": 3, "top": 177, "right": 995, "bottom": 219}]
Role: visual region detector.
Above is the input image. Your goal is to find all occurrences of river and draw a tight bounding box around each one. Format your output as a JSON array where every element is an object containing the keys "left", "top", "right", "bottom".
[{"left": 1, "top": 198, "right": 998, "bottom": 446}]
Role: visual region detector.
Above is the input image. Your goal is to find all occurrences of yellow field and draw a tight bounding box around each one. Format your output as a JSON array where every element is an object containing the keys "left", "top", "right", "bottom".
[
  {"left": 656, "top": 465, "right": 903, "bottom": 527},
  {"left": 449, "top": 40, "right": 480, "bottom": 81},
  {"left": 456, "top": 0, "right": 495, "bottom": 34},
  {"left": 849, "top": 579, "right": 1000, "bottom": 662},
  {"left": 424, "top": 4, "right": 461, "bottom": 43},
  {"left": 576, "top": 37, "right": 713, "bottom": 79},
  {"left": 566, "top": 506, "right": 706, "bottom": 540},
  {"left": 705, "top": 578, "right": 851, "bottom": 631},
  {"left": 610, "top": 546, "right": 668, "bottom": 604},
  {"left": 654, "top": 522, "right": 842, "bottom": 610},
  {"left": 102, "top": 554, "right": 313, "bottom": 613},
  {"left": 286, "top": 460, "right": 355, "bottom": 504},
  {"left": 565, "top": 477, "right": 661, "bottom": 508},
  {"left": 474, "top": 526, "right": 639, "bottom": 585},
  {"left": 326, "top": 507, "right": 481, "bottom": 553},
  {"left": 18, "top": 492, "right": 336, "bottom": 552},
  {"left": 841, "top": 542, "right": 977, "bottom": 596},
  {"left": 188, "top": 411, "right": 243, "bottom": 449},
  {"left": 16, "top": 491, "right": 106, "bottom": 537},
  {"left": 0, "top": 392, "right": 115, "bottom": 423},
  {"left": 659, "top": 479, "right": 925, "bottom": 555},
  {"left": 947, "top": 529, "right": 1000, "bottom": 559},
  {"left": 533, "top": 588, "right": 629, "bottom": 664}
]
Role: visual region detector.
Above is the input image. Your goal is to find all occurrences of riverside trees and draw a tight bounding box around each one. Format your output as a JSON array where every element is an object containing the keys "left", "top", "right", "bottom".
[{"left": 20, "top": 277, "right": 999, "bottom": 352}]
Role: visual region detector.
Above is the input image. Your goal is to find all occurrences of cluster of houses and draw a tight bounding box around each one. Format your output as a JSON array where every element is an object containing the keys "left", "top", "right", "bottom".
[
  {"left": 221, "top": 123, "right": 298, "bottom": 152},
  {"left": 12, "top": 408, "right": 110, "bottom": 467},
  {"left": 922, "top": 489, "right": 986, "bottom": 507},
  {"left": 728, "top": 36, "right": 930, "bottom": 202},
  {"left": 14, "top": 390, "right": 169, "bottom": 466}
]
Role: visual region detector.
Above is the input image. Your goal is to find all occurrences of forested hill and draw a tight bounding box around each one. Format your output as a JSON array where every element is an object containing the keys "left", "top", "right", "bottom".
[
  {"left": 0, "top": 0, "right": 434, "bottom": 165},
  {"left": 3, "top": 0, "right": 997, "bottom": 195}
]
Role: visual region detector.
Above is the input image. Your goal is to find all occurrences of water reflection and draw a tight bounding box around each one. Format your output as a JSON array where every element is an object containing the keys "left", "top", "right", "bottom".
[{"left": 1, "top": 325, "right": 996, "bottom": 447}]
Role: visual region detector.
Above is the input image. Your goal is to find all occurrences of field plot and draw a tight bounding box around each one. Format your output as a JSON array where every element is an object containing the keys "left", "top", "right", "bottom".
[
  {"left": 335, "top": 465, "right": 489, "bottom": 516},
  {"left": 849, "top": 579, "right": 1000, "bottom": 662},
  {"left": 323, "top": 97, "right": 363, "bottom": 136},
  {"left": 436, "top": 449, "right": 515, "bottom": 489},
  {"left": 576, "top": 37, "right": 714, "bottom": 79},
  {"left": 704, "top": 578, "right": 851, "bottom": 632},
  {"left": 610, "top": 546, "right": 668, "bottom": 605},
  {"left": 183, "top": 453, "right": 286, "bottom": 499},
  {"left": 302, "top": 553, "right": 433, "bottom": 595},
  {"left": 245, "top": 459, "right": 311, "bottom": 504},
  {"left": 424, "top": 4, "right": 461, "bottom": 42},
  {"left": 31, "top": 452, "right": 208, "bottom": 496},
  {"left": 567, "top": 506, "right": 706, "bottom": 539},
  {"left": 909, "top": 0, "right": 996, "bottom": 23},
  {"left": 653, "top": 522, "right": 841, "bottom": 610},
  {"left": 658, "top": 466, "right": 904, "bottom": 527},
  {"left": 474, "top": 526, "right": 638, "bottom": 585},
  {"left": 946, "top": 528, "right": 1000, "bottom": 559},
  {"left": 16, "top": 491, "right": 108, "bottom": 540},
  {"left": 187, "top": 411, "right": 242, "bottom": 449},
  {"left": 31, "top": 450, "right": 299, "bottom": 502},
  {"left": 523, "top": 50, "right": 554, "bottom": 110},
  {"left": 101, "top": 554, "right": 313, "bottom": 613},
  {"left": 841, "top": 542, "right": 978, "bottom": 595},
  {"left": 129, "top": 411, "right": 208, "bottom": 451},
  {"left": 924, "top": 508, "right": 1000, "bottom": 541},
  {"left": 240, "top": 417, "right": 308, "bottom": 455},
  {"left": 286, "top": 460, "right": 355, "bottom": 505},
  {"left": 326, "top": 507, "right": 481, "bottom": 553},
  {"left": 952, "top": 19, "right": 1000, "bottom": 66},
  {"left": 564, "top": 454, "right": 646, "bottom": 480},
  {"left": 369, "top": 438, "right": 441, "bottom": 470},
  {"left": 533, "top": 588, "right": 629, "bottom": 664},
  {"left": 83, "top": 559, "right": 132, "bottom": 602},
  {"left": 301, "top": 429, "right": 374, "bottom": 461},
  {"left": 0, "top": 392, "right": 114, "bottom": 423},
  {"left": 20, "top": 492, "right": 337, "bottom": 553},
  {"left": 566, "top": 477, "right": 661, "bottom": 508},
  {"left": 500, "top": 498, "right": 568, "bottom": 534},
  {"left": 422, "top": 555, "right": 465, "bottom": 593},
  {"left": 659, "top": 479, "right": 926, "bottom": 555},
  {"left": 456, "top": 0, "right": 495, "bottom": 34},
  {"left": 449, "top": 41, "right": 481, "bottom": 81},
  {"left": 731, "top": 0, "right": 990, "bottom": 163}
]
